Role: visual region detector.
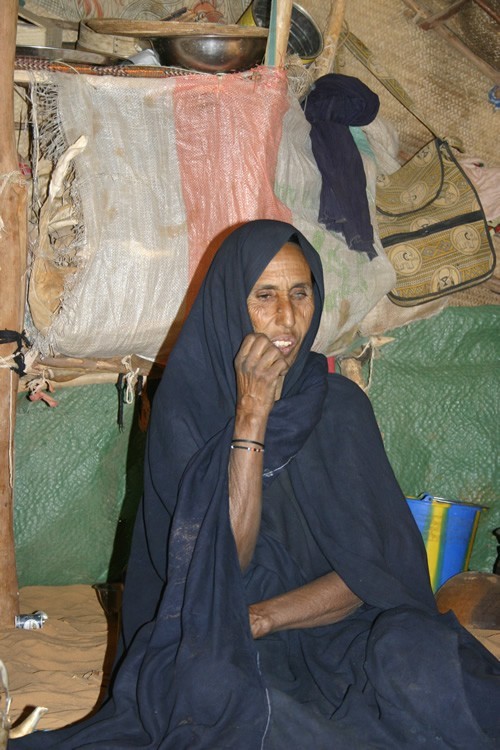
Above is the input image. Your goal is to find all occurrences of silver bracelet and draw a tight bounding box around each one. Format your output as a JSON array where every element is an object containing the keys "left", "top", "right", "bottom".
[
  {"left": 230, "top": 444, "right": 265, "bottom": 453},
  {"left": 231, "top": 438, "right": 265, "bottom": 448}
]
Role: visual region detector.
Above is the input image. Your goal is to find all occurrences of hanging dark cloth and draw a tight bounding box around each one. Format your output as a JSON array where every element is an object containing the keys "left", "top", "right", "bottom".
[
  {"left": 0, "top": 329, "right": 30, "bottom": 375},
  {"left": 303, "top": 73, "right": 380, "bottom": 259},
  {"left": 12, "top": 220, "right": 500, "bottom": 749}
]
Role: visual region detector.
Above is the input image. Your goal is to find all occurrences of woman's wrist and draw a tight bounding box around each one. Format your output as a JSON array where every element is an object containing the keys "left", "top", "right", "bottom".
[
  {"left": 233, "top": 408, "right": 268, "bottom": 444},
  {"left": 248, "top": 602, "right": 275, "bottom": 639},
  {"left": 236, "top": 393, "right": 273, "bottom": 423},
  {"left": 248, "top": 574, "right": 363, "bottom": 637}
]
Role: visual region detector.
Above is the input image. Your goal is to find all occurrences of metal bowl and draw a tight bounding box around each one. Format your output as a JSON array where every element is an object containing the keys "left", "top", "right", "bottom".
[
  {"left": 151, "top": 34, "right": 267, "bottom": 73},
  {"left": 238, "top": 1, "right": 323, "bottom": 63}
]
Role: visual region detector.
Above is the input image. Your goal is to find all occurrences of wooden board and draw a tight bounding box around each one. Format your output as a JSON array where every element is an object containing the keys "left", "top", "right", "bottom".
[
  {"left": 78, "top": 22, "right": 143, "bottom": 57},
  {"left": 0, "top": 0, "right": 25, "bottom": 629},
  {"left": 86, "top": 20, "right": 268, "bottom": 38},
  {"left": 16, "top": 45, "right": 120, "bottom": 65}
]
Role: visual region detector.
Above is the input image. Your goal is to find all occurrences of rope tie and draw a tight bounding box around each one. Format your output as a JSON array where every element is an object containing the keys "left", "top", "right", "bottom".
[
  {"left": 121, "top": 356, "right": 141, "bottom": 405},
  {"left": 0, "top": 330, "right": 31, "bottom": 376},
  {"left": 116, "top": 356, "right": 144, "bottom": 430},
  {"left": 26, "top": 375, "right": 58, "bottom": 407}
]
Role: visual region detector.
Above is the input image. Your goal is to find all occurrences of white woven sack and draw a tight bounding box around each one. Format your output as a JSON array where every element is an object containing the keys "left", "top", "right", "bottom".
[{"left": 29, "top": 70, "right": 395, "bottom": 360}]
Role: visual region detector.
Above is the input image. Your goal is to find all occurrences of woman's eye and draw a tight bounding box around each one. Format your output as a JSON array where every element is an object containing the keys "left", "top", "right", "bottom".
[{"left": 256, "top": 293, "right": 272, "bottom": 301}]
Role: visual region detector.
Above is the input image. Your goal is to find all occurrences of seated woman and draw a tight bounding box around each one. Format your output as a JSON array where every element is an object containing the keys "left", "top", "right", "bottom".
[{"left": 12, "top": 220, "right": 500, "bottom": 749}]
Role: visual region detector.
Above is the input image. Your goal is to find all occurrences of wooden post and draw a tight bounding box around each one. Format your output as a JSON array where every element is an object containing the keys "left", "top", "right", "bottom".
[
  {"left": 401, "top": 0, "right": 500, "bottom": 83},
  {"left": 274, "top": 0, "right": 293, "bottom": 68},
  {"left": 311, "top": 0, "right": 347, "bottom": 80},
  {"left": 0, "top": 0, "right": 27, "bottom": 629},
  {"left": 265, "top": 0, "right": 293, "bottom": 68}
]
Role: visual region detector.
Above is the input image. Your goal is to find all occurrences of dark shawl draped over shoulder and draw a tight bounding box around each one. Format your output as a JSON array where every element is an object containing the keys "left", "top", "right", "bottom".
[{"left": 12, "top": 221, "right": 500, "bottom": 749}]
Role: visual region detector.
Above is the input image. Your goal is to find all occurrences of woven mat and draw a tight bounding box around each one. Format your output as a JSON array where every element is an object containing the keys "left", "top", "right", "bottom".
[{"left": 300, "top": 0, "right": 499, "bottom": 169}]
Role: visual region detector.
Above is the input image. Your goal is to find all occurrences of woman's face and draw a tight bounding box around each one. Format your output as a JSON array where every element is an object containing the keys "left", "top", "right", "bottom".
[{"left": 247, "top": 242, "right": 314, "bottom": 367}]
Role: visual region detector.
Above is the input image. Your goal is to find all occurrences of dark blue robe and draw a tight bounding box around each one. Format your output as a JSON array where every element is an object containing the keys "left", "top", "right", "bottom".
[{"left": 12, "top": 220, "right": 500, "bottom": 749}]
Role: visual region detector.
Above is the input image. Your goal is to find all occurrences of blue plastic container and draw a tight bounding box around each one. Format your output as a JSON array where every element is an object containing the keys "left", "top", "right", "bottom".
[{"left": 406, "top": 494, "right": 485, "bottom": 591}]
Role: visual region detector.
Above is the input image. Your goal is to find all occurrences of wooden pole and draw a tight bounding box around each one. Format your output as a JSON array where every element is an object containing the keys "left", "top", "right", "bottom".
[
  {"left": 274, "top": 0, "right": 293, "bottom": 68},
  {"left": 265, "top": 0, "right": 293, "bottom": 68},
  {"left": 473, "top": 0, "right": 500, "bottom": 25},
  {"left": 0, "top": 0, "right": 27, "bottom": 629},
  {"left": 311, "top": 0, "right": 347, "bottom": 80},
  {"left": 401, "top": 0, "right": 500, "bottom": 84}
]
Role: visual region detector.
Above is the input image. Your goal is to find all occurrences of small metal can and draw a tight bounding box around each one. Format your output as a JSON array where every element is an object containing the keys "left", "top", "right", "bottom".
[
  {"left": 121, "top": 49, "right": 161, "bottom": 67},
  {"left": 14, "top": 610, "right": 48, "bottom": 630}
]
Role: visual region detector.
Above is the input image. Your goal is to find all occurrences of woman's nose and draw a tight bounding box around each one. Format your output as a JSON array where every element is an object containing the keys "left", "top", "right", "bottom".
[{"left": 276, "top": 297, "right": 294, "bottom": 327}]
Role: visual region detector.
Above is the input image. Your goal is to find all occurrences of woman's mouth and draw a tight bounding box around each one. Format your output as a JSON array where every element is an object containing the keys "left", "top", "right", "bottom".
[{"left": 272, "top": 337, "right": 296, "bottom": 357}]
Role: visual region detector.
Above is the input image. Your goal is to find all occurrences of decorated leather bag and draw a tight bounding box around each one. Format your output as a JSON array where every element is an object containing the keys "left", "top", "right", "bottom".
[
  {"left": 375, "top": 138, "right": 495, "bottom": 306},
  {"left": 344, "top": 33, "right": 496, "bottom": 306}
]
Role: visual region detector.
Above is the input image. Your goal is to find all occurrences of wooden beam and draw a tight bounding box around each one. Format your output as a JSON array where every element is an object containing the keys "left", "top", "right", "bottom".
[
  {"left": 401, "top": 0, "right": 500, "bottom": 84},
  {"left": 416, "top": 0, "right": 500, "bottom": 30},
  {"left": 473, "top": 0, "right": 500, "bottom": 25},
  {"left": 0, "top": 0, "right": 27, "bottom": 629},
  {"left": 312, "top": 0, "right": 347, "bottom": 80},
  {"left": 264, "top": 0, "right": 293, "bottom": 67},
  {"left": 274, "top": 0, "right": 293, "bottom": 68},
  {"left": 31, "top": 354, "right": 164, "bottom": 380},
  {"left": 416, "top": 0, "right": 469, "bottom": 30}
]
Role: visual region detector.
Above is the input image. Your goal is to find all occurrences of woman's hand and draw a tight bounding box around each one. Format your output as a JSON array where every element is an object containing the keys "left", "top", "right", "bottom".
[
  {"left": 234, "top": 333, "right": 290, "bottom": 419},
  {"left": 248, "top": 572, "right": 363, "bottom": 638},
  {"left": 229, "top": 335, "right": 287, "bottom": 571},
  {"left": 248, "top": 605, "right": 272, "bottom": 640}
]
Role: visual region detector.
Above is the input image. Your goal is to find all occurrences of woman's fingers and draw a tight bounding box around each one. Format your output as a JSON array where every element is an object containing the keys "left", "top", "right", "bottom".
[
  {"left": 235, "top": 334, "right": 289, "bottom": 413},
  {"left": 248, "top": 605, "right": 270, "bottom": 639},
  {"left": 236, "top": 334, "right": 289, "bottom": 376}
]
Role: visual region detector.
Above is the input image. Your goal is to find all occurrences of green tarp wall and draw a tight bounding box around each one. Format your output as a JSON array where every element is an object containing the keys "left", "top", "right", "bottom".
[{"left": 13, "top": 306, "right": 499, "bottom": 586}]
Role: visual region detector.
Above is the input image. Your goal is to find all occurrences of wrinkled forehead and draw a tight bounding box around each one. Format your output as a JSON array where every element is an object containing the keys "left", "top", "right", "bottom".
[
  {"left": 240, "top": 231, "right": 319, "bottom": 296},
  {"left": 247, "top": 241, "right": 313, "bottom": 292}
]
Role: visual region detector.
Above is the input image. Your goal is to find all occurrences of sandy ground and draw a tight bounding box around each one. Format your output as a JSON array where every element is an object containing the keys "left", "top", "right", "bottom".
[
  {"left": 1, "top": 586, "right": 110, "bottom": 732},
  {"left": 1, "top": 585, "right": 500, "bottom": 735}
]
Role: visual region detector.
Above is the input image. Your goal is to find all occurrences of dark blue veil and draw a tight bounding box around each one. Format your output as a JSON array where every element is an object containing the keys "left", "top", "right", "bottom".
[{"left": 12, "top": 220, "right": 500, "bottom": 749}]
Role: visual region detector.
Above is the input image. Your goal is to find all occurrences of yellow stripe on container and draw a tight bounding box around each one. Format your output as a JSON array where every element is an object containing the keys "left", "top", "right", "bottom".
[
  {"left": 406, "top": 494, "right": 486, "bottom": 592},
  {"left": 464, "top": 510, "right": 481, "bottom": 571},
  {"left": 424, "top": 502, "right": 448, "bottom": 592},
  {"left": 237, "top": 1, "right": 322, "bottom": 65}
]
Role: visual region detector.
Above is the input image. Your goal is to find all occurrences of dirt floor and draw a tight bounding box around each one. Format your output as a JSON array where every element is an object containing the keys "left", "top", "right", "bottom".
[{"left": 1, "top": 585, "right": 500, "bottom": 734}]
